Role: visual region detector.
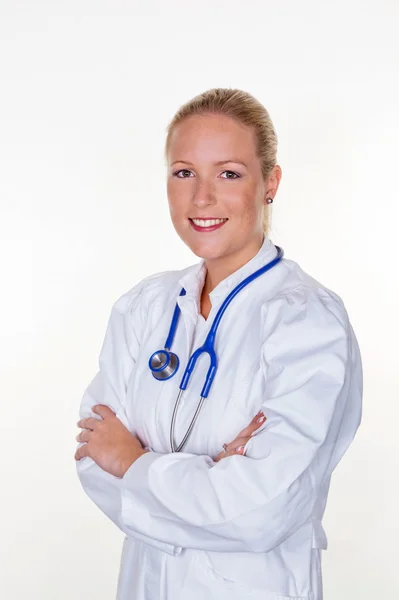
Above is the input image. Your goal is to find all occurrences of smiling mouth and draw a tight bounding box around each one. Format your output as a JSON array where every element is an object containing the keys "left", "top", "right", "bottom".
[{"left": 189, "top": 218, "right": 228, "bottom": 227}]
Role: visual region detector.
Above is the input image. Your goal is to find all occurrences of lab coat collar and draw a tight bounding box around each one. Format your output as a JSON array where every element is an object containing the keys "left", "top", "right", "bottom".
[{"left": 177, "top": 234, "right": 278, "bottom": 311}]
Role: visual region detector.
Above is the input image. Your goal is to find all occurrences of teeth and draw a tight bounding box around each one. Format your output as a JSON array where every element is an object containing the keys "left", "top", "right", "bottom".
[{"left": 191, "top": 218, "right": 227, "bottom": 227}]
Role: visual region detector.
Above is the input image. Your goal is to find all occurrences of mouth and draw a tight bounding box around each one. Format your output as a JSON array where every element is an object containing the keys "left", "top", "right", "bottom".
[{"left": 189, "top": 218, "right": 228, "bottom": 232}]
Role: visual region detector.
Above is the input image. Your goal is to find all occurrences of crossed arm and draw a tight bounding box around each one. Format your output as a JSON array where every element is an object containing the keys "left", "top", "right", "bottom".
[
  {"left": 75, "top": 285, "right": 361, "bottom": 554},
  {"left": 75, "top": 404, "right": 267, "bottom": 476}
]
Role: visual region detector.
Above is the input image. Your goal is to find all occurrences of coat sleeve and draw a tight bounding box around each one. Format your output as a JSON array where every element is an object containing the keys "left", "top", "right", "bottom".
[
  {"left": 75, "top": 278, "right": 183, "bottom": 556},
  {"left": 120, "top": 286, "right": 363, "bottom": 552}
]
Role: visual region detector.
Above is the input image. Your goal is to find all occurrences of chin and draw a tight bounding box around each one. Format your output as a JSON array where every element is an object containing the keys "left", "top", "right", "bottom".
[
  {"left": 188, "top": 240, "right": 229, "bottom": 261},
  {"left": 175, "top": 222, "right": 232, "bottom": 260}
]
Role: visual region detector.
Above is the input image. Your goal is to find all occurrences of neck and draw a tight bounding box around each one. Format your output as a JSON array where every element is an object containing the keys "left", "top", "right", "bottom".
[{"left": 203, "top": 233, "right": 264, "bottom": 294}]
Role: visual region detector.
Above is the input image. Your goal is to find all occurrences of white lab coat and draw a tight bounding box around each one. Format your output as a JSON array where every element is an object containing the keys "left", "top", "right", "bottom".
[{"left": 76, "top": 234, "right": 363, "bottom": 600}]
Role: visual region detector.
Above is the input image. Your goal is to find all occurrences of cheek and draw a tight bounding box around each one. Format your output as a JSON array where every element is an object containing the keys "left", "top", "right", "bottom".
[
  {"left": 167, "top": 183, "right": 183, "bottom": 218},
  {"left": 167, "top": 195, "right": 191, "bottom": 234},
  {"left": 167, "top": 180, "right": 189, "bottom": 213},
  {"left": 227, "top": 188, "right": 261, "bottom": 221}
]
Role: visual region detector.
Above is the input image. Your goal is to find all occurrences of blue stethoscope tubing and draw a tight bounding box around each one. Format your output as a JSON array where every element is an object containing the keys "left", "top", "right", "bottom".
[{"left": 148, "top": 245, "right": 284, "bottom": 452}]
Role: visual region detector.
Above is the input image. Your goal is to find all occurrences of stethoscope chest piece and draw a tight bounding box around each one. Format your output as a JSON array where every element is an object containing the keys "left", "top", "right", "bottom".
[{"left": 149, "top": 349, "right": 180, "bottom": 381}]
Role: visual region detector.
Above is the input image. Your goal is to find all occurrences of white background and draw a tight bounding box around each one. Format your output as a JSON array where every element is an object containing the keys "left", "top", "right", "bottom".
[{"left": 1, "top": 1, "right": 398, "bottom": 598}]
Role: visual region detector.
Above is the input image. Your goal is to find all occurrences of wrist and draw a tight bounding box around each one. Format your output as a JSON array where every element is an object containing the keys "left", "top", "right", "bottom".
[{"left": 121, "top": 448, "right": 149, "bottom": 477}]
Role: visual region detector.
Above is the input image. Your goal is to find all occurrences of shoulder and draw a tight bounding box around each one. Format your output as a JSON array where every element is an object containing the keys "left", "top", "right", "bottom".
[
  {"left": 261, "top": 256, "right": 352, "bottom": 336},
  {"left": 108, "top": 262, "right": 197, "bottom": 317},
  {"left": 259, "top": 275, "right": 354, "bottom": 390}
]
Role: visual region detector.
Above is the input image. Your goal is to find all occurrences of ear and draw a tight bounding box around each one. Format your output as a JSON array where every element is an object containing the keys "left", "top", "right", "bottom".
[{"left": 264, "top": 164, "right": 282, "bottom": 199}]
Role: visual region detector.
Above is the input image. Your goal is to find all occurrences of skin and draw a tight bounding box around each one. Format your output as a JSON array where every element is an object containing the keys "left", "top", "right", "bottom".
[
  {"left": 74, "top": 406, "right": 266, "bottom": 474},
  {"left": 166, "top": 112, "right": 282, "bottom": 305},
  {"left": 214, "top": 410, "right": 267, "bottom": 461},
  {"left": 75, "top": 112, "right": 281, "bottom": 474},
  {"left": 74, "top": 405, "right": 148, "bottom": 477}
]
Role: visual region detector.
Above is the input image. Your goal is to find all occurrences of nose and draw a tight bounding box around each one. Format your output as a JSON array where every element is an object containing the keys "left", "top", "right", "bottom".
[{"left": 192, "top": 177, "right": 217, "bottom": 208}]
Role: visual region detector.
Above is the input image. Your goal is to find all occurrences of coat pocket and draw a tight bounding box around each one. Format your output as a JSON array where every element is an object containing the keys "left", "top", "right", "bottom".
[{"left": 190, "top": 550, "right": 309, "bottom": 600}]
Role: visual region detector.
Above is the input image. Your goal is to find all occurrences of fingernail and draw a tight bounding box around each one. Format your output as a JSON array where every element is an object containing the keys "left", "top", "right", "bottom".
[
  {"left": 257, "top": 415, "right": 266, "bottom": 423},
  {"left": 236, "top": 446, "right": 245, "bottom": 454}
]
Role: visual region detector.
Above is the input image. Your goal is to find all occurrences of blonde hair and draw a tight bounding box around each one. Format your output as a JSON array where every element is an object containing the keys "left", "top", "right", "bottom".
[{"left": 164, "top": 88, "right": 278, "bottom": 235}]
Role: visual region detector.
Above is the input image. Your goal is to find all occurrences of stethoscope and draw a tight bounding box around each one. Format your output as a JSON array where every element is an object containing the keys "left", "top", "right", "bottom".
[{"left": 148, "top": 245, "right": 284, "bottom": 452}]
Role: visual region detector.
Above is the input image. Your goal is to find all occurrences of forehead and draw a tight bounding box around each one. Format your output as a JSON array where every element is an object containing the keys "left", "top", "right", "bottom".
[{"left": 168, "top": 113, "right": 258, "bottom": 162}]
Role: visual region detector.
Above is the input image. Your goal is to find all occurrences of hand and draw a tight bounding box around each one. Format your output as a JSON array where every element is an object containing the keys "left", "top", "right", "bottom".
[
  {"left": 214, "top": 410, "right": 267, "bottom": 462},
  {"left": 74, "top": 405, "right": 148, "bottom": 478}
]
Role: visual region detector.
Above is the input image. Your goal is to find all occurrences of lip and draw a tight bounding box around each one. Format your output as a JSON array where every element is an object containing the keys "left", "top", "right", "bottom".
[{"left": 189, "top": 218, "right": 228, "bottom": 233}]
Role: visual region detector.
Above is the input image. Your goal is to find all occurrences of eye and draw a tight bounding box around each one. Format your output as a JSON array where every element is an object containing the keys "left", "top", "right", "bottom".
[
  {"left": 221, "top": 170, "right": 240, "bottom": 179},
  {"left": 173, "top": 169, "right": 193, "bottom": 178}
]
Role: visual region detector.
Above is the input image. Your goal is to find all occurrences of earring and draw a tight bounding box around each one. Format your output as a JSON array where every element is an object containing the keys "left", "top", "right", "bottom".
[{"left": 265, "top": 197, "right": 274, "bottom": 204}]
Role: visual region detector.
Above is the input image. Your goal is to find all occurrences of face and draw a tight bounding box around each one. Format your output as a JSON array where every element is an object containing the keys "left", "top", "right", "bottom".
[{"left": 166, "top": 113, "right": 281, "bottom": 265}]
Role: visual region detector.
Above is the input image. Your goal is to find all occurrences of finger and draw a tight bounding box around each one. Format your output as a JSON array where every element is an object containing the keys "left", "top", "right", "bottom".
[
  {"left": 216, "top": 445, "right": 246, "bottom": 461},
  {"left": 92, "top": 405, "right": 116, "bottom": 419},
  {"left": 76, "top": 429, "right": 92, "bottom": 443},
  {"left": 219, "top": 415, "right": 265, "bottom": 458},
  {"left": 214, "top": 450, "right": 225, "bottom": 462},
  {"left": 74, "top": 443, "right": 89, "bottom": 461},
  {"left": 77, "top": 417, "right": 99, "bottom": 431},
  {"left": 237, "top": 411, "right": 267, "bottom": 439},
  {"left": 214, "top": 442, "right": 248, "bottom": 462},
  {"left": 221, "top": 435, "right": 251, "bottom": 455},
  {"left": 214, "top": 411, "right": 267, "bottom": 462}
]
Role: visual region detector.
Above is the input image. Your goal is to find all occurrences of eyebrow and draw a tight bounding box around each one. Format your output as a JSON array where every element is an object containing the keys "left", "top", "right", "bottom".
[{"left": 171, "top": 159, "right": 247, "bottom": 167}]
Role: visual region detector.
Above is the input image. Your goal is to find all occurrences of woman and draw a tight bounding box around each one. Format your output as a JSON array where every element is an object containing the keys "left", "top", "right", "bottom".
[{"left": 75, "top": 88, "right": 363, "bottom": 600}]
